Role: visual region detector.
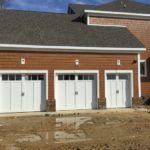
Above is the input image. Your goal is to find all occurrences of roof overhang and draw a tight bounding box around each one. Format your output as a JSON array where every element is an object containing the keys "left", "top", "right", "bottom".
[
  {"left": 0, "top": 44, "right": 146, "bottom": 53},
  {"left": 84, "top": 10, "right": 150, "bottom": 20}
]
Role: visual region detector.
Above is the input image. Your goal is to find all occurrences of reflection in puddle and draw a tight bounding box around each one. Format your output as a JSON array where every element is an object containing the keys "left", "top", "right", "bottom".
[{"left": 55, "top": 117, "right": 92, "bottom": 143}]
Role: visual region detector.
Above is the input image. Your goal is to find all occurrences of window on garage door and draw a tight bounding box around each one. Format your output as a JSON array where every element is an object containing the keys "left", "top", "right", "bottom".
[
  {"left": 58, "top": 74, "right": 75, "bottom": 81},
  {"left": 78, "top": 75, "right": 94, "bottom": 80},
  {"left": 2, "top": 74, "right": 22, "bottom": 81},
  {"left": 25, "top": 74, "right": 44, "bottom": 80}
]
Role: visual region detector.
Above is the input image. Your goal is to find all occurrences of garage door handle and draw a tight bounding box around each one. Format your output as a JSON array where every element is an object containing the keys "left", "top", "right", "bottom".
[
  {"left": 21, "top": 92, "right": 25, "bottom": 96},
  {"left": 75, "top": 91, "right": 78, "bottom": 95}
]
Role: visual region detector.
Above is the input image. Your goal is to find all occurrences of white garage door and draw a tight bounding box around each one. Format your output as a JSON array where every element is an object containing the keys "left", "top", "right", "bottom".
[
  {"left": 0, "top": 74, "right": 46, "bottom": 113},
  {"left": 106, "top": 73, "right": 131, "bottom": 108},
  {"left": 56, "top": 74, "right": 97, "bottom": 110}
]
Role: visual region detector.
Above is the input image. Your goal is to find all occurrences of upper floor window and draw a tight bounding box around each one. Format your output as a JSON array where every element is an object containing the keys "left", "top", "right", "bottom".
[{"left": 140, "top": 60, "right": 147, "bottom": 77}]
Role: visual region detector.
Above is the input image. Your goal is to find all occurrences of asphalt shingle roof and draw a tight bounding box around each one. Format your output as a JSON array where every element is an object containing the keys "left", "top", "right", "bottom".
[
  {"left": 0, "top": 9, "right": 144, "bottom": 48},
  {"left": 69, "top": 0, "right": 150, "bottom": 14}
]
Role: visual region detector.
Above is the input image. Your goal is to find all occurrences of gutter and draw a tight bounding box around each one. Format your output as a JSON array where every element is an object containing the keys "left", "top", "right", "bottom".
[{"left": 0, "top": 44, "right": 146, "bottom": 53}]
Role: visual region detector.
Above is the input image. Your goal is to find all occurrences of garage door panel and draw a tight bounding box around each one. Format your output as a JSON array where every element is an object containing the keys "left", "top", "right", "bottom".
[
  {"left": 85, "top": 81, "right": 92, "bottom": 109},
  {"left": 56, "top": 81, "right": 66, "bottom": 110},
  {"left": 11, "top": 82, "right": 22, "bottom": 112},
  {"left": 66, "top": 81, "right": 75, "bottom": 110},
  {"left": 106, "top": 74, "right": 117, "bottom": 108},
  {"left": 56, "top": 73, "right": 98, "bottom": 111},
  {"left": 0, "top": 73, "right": 46, "bottom": 113},
  {"left": 76, "top": 81, "right": 86, "bottom": 109},
  {"left": 22, "top": 82, "right": 34, "bottom": 112},
  {"left": 86, "top": 80, "right": 97, "bottom": 109},
  {"left": 106, "top": 80, "right": 117, "bottom": 108},
  {"left": 118, "top": 74, "right": 131, "bottom": 108},
  {"left": 117, "top": 81, "right": 125, "bottom": 107},
  {"left": 126, "top": 81, "right": 131, "bottom": 107},
  {"left": 34, "top": 81, "right": 46, "bottom": 111},
  {"left": 0, "top": 82, "right": 11, "bottom": 113},
  {"left": 110, "top": 81, "right": 117, "bottom": 108},
  {"left": 106, "top": 73, "right": 131, "bottom": 108}
]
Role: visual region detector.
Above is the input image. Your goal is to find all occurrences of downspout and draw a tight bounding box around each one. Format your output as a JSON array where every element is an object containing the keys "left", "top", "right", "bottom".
[{"left": 137, "top": 53, "right": 141, "bottom": 97}]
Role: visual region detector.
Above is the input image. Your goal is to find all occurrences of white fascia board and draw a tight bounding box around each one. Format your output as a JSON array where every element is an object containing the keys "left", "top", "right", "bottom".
[
  {"left": 88, "top": 23, "right": 127, "bottom": 28},
  {"left": 84, "top": 10, "right": 150, "bottom": 17},
  {"left": 0, "top": 44, "right": 146, "bottom": 53}
]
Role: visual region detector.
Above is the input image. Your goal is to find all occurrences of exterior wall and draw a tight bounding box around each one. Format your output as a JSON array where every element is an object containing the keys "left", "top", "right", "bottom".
[
  {"left": 0, "top": 51, "right": 138, "bottom": 111},
  {"left": 89, "top": 16, "right": 150, "bottom": 95}
]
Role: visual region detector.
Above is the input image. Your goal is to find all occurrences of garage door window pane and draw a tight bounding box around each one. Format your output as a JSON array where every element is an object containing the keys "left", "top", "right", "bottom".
[
  {"left": 70, "top": 75, "right": 75, "bottom": 80},
  {"left": 119, "top": 74, "right": 128, "bottom": 80},
  {"left": 32, "top": 75, "right": 37, "bottom": 80},
  {"left": 16, "top": 75, "right": 22, "bottom": 80},
  {"left": 78, "top": 75, "right": 83, "bottom": 80},
  {"left": 64, "top": 75, "right": 69, "bottom": 80},
  {"left": 84, "top": 75, "right": 88, "bottom": 80},
  {"left": 26, "top": 75, "right": 32, "bottom": 80},
  {"left": 2, "top": 75, "right": 8, "bottom": 81},
  {"left": 58, "top": 75, "right": 63, "bottom": 80},
  {"left": 9, "top": 75, "right": 15, "bottom": 81},
  {"left": 107, "top": 74, "right": 116, "bottom": 80},
  {"left": 89, "top": 75, "right": 94, "bottom": 80},
  {"left": 38, "top": 75, "right": 44, "bottom": 80}
]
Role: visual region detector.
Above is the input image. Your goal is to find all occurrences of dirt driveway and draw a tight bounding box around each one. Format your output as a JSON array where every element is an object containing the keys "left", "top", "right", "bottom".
[{"left": 0, "top": 111, "right": 149, "bottom": 150}]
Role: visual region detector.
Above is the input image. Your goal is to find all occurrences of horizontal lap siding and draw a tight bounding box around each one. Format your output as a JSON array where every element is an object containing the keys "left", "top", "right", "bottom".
[
  {"left": 0, "top": 51, "right": 138, "bottom": 100},
  {"left": 90, "top": 16, "right": 150, "bottom": 95}
]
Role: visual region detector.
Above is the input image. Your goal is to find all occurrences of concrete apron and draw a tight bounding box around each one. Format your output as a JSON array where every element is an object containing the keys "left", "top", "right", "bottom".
[{"left": 0, "top": 108, "right": 149, "bottom": 118}]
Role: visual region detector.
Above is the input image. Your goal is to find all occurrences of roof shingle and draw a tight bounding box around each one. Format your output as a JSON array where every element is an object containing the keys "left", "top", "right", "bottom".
[{"left": 0, "top": 9, "right": 144, "bottom": 48}]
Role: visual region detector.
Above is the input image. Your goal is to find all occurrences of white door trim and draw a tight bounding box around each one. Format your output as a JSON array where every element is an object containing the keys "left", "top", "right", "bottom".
[
  {"left": 137, "top": 54, "right": 141, "bottom": 97},
  {"left": 105, "top": 70, "right": 133, "bottom": 108},
  {"left": 54, "top": 70, "right": 99, "bottom": 109},
  {"left": 0, "top": 70, "right": 48, "bottom": 100}
]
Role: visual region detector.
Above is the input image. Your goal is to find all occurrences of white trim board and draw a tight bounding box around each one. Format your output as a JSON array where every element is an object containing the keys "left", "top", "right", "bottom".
[
  {"left": 0, "top": 44, "right": 146, "bottom": 53},
  {"left": 88, "top": 23, "right": 127, "bottom": 28},
  {"left": 0, "top": 70, "right": 49, "bottom": 100},
  {"left": 54, "top": 70, "right": 100, "bottom": 110},
  {"left": 84, "top": 10, "right": 150, "bottom": 17}
]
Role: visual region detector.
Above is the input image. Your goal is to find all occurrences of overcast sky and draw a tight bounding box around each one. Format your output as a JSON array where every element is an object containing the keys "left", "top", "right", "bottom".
[{"left": 5, "top": 0, "right": 150, "bottom": 13}]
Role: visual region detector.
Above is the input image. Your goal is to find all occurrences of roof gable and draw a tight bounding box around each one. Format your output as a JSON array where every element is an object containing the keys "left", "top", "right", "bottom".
[{"left": 68, "top": 0, "right": 150, "bottom": 15}]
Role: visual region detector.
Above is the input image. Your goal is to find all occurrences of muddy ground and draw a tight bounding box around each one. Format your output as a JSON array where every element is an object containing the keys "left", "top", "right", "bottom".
[{"left": 0, "top": 111, "right": 149, "bottom": 150}]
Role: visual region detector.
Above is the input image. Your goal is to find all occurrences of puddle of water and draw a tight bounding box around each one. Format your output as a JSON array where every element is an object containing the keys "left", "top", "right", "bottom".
[
  {"left": 16, "top": 134, "right": 41, "bottom": 143},
  {"left": 55, "top": 131, "right": 91, "bottom": 143},
  {"left": 56, "top": 117, "right": 92, "bottom": 129},
  {"left": 6, "top": 144, "right": 21, "bottom": 150},
  {"left": 105, "top": 121, "right": 121, "bottom": 125},
  {"left": 0, "top": 121, "right": 9, "bottom": 127},
  {"left": 55, "top": 116, "right": 92, "bottom": 143}
]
